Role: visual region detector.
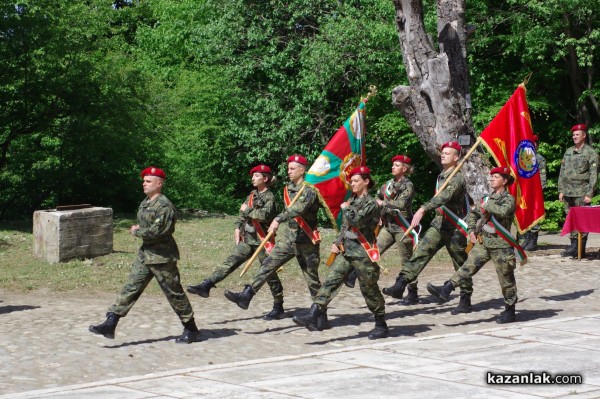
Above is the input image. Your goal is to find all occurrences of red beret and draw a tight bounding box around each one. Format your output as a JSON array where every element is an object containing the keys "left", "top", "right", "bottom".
[
  {"left": 391, "top": 155, "right": 411, "bottom": 164},
  {"left": 349, "top": 166, "right": 371, "bottom": 177},
  {"left": 441, "top": 141, "right": 461, "bottom": 152},
  {"left": 490, "top": 166, "right": 511, "bottom": 176},
  {"left": 140, "top": 166, "right": 166, "bottom": 179},
  {"left": 249, "top": 164, "right": 272, "bottom": 175},
  {"left": 287, "top": 154, "right": 308, "bottom": 166},
  {"left": 532, "top": 135, "right": 539, "bottom": 142},
  {"left": 571, "top": 124, "right": 587, "bottom": 132}
]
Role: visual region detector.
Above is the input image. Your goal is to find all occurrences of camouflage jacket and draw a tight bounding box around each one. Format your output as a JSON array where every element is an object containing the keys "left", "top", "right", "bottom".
[
  {"left": 341, "top": 193, "right": 382, "bottom": 258},
  {"left": 421, "top": 168, "right": 468, "bottom": 232},
  {"left": 377, "top": 177, "right": 415, "bottom": 232},
  {"left": 537, "top": 153, "right": 547, "bottom": 189},
  {"left": 133, "top": 193, "right": 179, "bottom": 264},
  {"left": 468, "top": 190, "right": 516, "bottom": 249},
  {"left": 275, "top": 181, "right": 321, "bottom": 244},
  {"left": 558, "top": 144, "right": 599, "bottom": 197},
  {"left": 234, "top": 188, "right": 278, "bottom": 246}
]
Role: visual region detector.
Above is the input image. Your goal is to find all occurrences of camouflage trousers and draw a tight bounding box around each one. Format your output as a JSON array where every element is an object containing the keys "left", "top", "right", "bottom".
[
  {"left": 564, "top": 196, "right": 588, "bottom": 239},
  {"left": 252, "top": 241, "right": 321, "bottom": 301},
  {"left": 110, "top": 259, "right": 194, "bottom": 323},
  {"left": 208, "top": 242, "right": 284, "bottom": 303},
  {"left": 377, "top": 228, "right": 416, "bottom": 289},
  {"left": 450, "top": 244, "right": 517, "bottom": 306},
  {"left": 400, "top": 226, "right": 472, "bottom": 294},
  {"left": 315, "top": 253, "right": 385, "bottom": 318}
]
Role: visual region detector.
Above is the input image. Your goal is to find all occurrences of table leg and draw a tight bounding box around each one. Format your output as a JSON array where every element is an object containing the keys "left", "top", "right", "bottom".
[{"left": 578, "top": 232, "right": 582, "bottom": 260}]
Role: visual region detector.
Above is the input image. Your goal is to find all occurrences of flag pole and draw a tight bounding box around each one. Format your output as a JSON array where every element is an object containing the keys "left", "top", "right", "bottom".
[
  {"left": 239, "top": 183, "right": 308, "bottom": 277},
  {"left": 401, "top": 137, "right": 483, "bottom": 240}
]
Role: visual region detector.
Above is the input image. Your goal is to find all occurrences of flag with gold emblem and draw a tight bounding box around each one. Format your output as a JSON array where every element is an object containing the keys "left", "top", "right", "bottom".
[
  {"left": 479, "top": 84, "right": 545, "bottom": 233},
  {"left": 305, "top": 98, "right": 368, "bottom": 229}
]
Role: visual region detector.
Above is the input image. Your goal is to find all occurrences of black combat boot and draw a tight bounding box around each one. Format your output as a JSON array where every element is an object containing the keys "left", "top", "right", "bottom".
[
  {"left": 382, "top": 275, "right": 408, "bottom": 299},
  {"left": 224, "top": 284, "right": 255, "bottom": 309},
  {"left": 187, "top": 279, "right": 214, "bottom": 298},
  {"left": 400, "top": 285, "right": 419, "bottom": 305},
  {"left": 89, "top": 312, "right": 120, "bottom": 339},
  {"left": 176, "top": 318, "right": 201, "bottom": 344},
  {"left": 497, "top": 304, "right": 516, "bottom": 324},
  {"left": 368, "top": 316, "right": 389, "bottom": 340},
  {"left": 292, "top": 303, "right": 322, "bottom": 329},
  {"left": 580, "top": 237, "right": 588, "bottom": 258},
  {"left": 521, "top": 232, "right": 531, "bottom": 250},
  {"left": 315, "top": 308, "right": 332, "bottom": 330},
  {"left": 450, "top": 292, "right": 473, "bottom": 314},
  {"left": 344, "top": 268, "right": 358, "bottom": 288},
  {"left": 426, "top": 281, "right": 455, "bottom": 303},
  {"left": 263, "top": 302, "right": 285, "bottom": 320},
  {"left": 561, "top": 238, "right": 578, "bottom": 257}
]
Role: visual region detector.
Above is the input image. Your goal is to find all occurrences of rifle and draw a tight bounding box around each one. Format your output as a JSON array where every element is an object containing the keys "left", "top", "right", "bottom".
[
  {"left": 326, "top": 223, "right": 347, "bottom": 266},
  {"left": 466, "top": 212, "right": 489, "bottom": 254}
]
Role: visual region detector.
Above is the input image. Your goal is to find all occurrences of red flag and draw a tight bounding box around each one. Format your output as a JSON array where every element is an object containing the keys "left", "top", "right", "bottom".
[
  {"left": 306, "top": 99, "right": 367, "bottom": 229},
  {"left": 479, "top": 84, "right": 545, "bottom": 233}
]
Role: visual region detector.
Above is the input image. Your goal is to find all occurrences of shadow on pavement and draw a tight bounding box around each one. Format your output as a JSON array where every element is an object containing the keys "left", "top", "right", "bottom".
[
  {"left": 103, "top": 335, "right": 181, "bottom": 348},
  {"left": 514, "top": 308, "right": 562, "bottom": 322},
  {"left": 304, "top": 323, "right": 434, "bottom": 345},
  {"left": 0, "top": 305, "right": 41, "bottom": 314},
  {"left": 540, "top": 289, "right": 595, "bottom": 302}
]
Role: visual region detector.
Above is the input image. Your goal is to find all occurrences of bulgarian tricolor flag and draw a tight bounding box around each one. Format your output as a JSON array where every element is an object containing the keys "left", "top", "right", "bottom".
[
  {"left": 306, "top": 98, "right": 367, "bottom": 229},
  {"left": 479, "top": 84, "right": 545, "bottom": 234}
]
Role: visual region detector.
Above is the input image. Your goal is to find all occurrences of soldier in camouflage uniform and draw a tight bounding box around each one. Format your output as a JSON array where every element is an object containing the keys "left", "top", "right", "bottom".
[
  {"left": 345, "top": 155, "right": 417, "bottom": 305},
  {"left": 523, "top": 135, "right": 547, "bottom": 251},
  {"left": 224, "top": 155, "right": 327, "bottom": 326},
  {"left": 89, "top": 167, "right": 199, "bottom": 343},
  {"left": 186, "top": 164, "right": 285, "bottom": 320},
  {"left": 383, "top": 141, "right": 474, "bottom": 314},
  {"left": 427, "top": 166, "right": 518, "bottom": 323},
  {"left": 293, "top": 166, "right": 389, "bottom": 339},
  {"left": 558, "top": 124, "right": 599, "bottom": 258}
]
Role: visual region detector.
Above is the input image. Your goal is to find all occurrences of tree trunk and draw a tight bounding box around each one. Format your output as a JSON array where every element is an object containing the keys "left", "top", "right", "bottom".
[{"left": 390, "top": 0, "right": 489, "bottom": 201}]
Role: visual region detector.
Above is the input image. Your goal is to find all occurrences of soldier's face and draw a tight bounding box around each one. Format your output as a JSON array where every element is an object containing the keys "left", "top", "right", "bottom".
[
  {"left": 142, "top": 176, "right": 163, "bottom": 198},
  {"left": 350, "top": 175, "right": 369, "bottom": 194},
  {"left": 251, "top": 172, "right": 267, "bottom": 188},
  {"left": 440, "top": 148, "right": 459, "bottom": 167},
  {"left": 287, "top": 162, "right": 305, "bottom": 182},
  {"left": 391, "top": 161, "right": 406, "bottom": 177},
  {"left": 572, "top": 130, "right": 586, "bottom": 145},
  {"left": 490, "top": 173, "right": 507, "bottom": 190}
]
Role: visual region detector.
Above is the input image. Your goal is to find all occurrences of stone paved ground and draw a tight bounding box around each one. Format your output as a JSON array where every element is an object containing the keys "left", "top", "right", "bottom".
[{"left": 1, "top": 233, "right": 599, "bottom": 395}]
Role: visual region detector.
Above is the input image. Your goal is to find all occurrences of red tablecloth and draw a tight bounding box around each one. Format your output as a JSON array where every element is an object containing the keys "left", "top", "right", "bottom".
[{"left": 561, "top": 206, "right": 600, "bottom": 236}]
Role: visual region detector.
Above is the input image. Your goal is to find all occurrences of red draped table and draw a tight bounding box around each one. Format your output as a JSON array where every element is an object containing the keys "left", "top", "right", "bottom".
[{"left": 560, "top": 206, "right": 600, "bottom": 259}]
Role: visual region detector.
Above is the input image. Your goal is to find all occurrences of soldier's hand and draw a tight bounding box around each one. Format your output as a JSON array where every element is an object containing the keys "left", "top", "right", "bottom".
[
  {"left": 584, "top": 196, "right": 592, "bottom": 204},
  {"left": 268, "top": 219, "right": 279, "bottom": 233},
  {"left": 376, "top": 198, "right": 384, "bottom": 206},
  {"left": 411, "top": 207, "right": 425, "bottom": 228},
  {"left": 469, "top": 232, "right": 477, "bottom": 244},
  {"left": 340, "top": 200, "right": 350, "bottom": 209},
  {"left": 130, "top": 225, "right": 139, "bottom": 235},
  {"left": 240, "top": 203, "right": 248, "bottom": 212},
  {"left": 331, "top": 244, "right": 340, "bottom": 254},
  {"left": 234, "top": 228, "right": 241, "bottom": 244},
  {"left": 558, "top": 192, "right": 564, "bottom": 201}
]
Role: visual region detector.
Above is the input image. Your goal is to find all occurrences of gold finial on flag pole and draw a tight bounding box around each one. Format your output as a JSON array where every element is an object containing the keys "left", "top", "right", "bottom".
[
  {"left": 521, "top": 72, "right": 533, "bottom": 88},
  {"left": 364, "top": 85, "right": 378, "bottom": 102}
]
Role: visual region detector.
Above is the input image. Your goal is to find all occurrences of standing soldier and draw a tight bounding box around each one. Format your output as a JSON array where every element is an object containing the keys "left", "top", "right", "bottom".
[
  {"left": 558, "top": 124, "right": 599, "bottom": 258},
  {"left": 89, "top": 167, "right": 200, "bottom": 343},
  {"left": 427, "top": 166, "right": 519, "bottom": 323},
  {"left": 522, "top": 135, "right": 546, "bottom": 251},
  {"left": 293, "top": 166, "right": 389, "bottom": 339},
  {"left": 224, "top": 155, "right": 327, "bottom": 327},
  {"left": 186, "top": 164, "right": 285, "bottom": 320},
  {"left": 345, "top": 155, "right": 417, "bottom": 305},
  {"left": 382, "top": 141, "right": 473, "bottom": 314}
]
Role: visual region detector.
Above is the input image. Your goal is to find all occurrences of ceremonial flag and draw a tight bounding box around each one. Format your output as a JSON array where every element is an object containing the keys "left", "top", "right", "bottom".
[
  {"left": 479, "top": 84, "right": 545, "bottom": 233},
  {"left": 306, "top": 98, "right": 367, "bottom": 229}
]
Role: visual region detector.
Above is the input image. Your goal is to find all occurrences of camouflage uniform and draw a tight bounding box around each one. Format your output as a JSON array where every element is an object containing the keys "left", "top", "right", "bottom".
[
  {"left": 110, "top": 194, "right": 194, "bottom": 323},
  {"left": 314, "top": 193, "right": 384, "bottom": 318},
  {"left": 207, "top": 189, "right": 283, "bottom": 303},
  {"left": 558, "top": 143, "right": 599, "bottom": 239},
  {"left": 251, "top": 182, "right": 321, "bottom": 299},
  {"left": 529, "top": 153, "right": 546, "bottom": 234},
  {"left": 451, "top": 191, "right": 517, "bottom": 306},
  {"left": 398, "top": 168, "right": 471, "bottom": 293}
]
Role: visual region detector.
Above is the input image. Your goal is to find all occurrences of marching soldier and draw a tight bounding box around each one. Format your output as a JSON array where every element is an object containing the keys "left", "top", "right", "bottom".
[
  {"left": 187, "top": 164, "right": 285, "bottom": 320},
  {"left": 522, "top": 135, "right": 546, "bottom": 251},
  {"left": 345, "top": 155, "right": 417, "bottom": 305},
  {"left": 382, "top": 141, "right": 473, "bottom": 314},
  {"left": 427, "top": 166, "right": 519, "bottom": 323},
  {"left": 89, "top": 167, "right": 200, "bottom": 343},
  {"left": 224, "top": 155, "right": 327, "bottom": 327},
  {"left": 558, "top": 124, "right": 599, "bottom": 257},
  {"left": 293, "top": 166, "right": 389, "bottom": 339}
]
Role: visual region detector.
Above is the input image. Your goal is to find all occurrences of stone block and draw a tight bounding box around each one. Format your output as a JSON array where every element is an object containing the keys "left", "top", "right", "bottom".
[{"left": 33, "top": 207, "right": 113, "bottom": 263}]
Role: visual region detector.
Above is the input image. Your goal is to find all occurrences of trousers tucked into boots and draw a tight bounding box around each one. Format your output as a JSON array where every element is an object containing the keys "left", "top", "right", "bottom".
[{"left": 89, "top": 312, "right": 121, "bottom": 339}]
